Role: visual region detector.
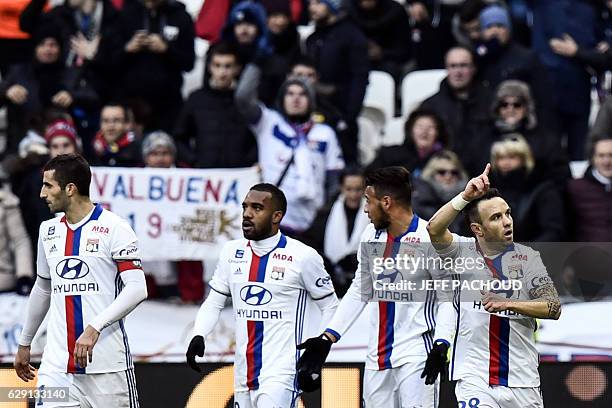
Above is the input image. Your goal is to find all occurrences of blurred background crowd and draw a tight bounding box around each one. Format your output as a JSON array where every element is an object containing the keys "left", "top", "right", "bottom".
[{"left": 0, "top": 0, "right": 611, "bottom": 302}]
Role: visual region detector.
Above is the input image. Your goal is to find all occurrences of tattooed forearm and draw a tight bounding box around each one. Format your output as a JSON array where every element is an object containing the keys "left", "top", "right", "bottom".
[
  {"left": 530, "top": 281, "right": 562, "bottom": 319},
  {"left": 547, "top": 299, "right": 561, "bottom": 319}
]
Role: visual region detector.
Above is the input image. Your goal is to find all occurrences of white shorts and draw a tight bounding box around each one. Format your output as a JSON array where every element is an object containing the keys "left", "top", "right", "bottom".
[
  {"left": 455, "top": 376, "right": 543, "bottom": 408},
  {"left": 234, "top": 383, "right": 298, "bottom": 408},
  {"left": 363, "top": 361, "right": 439, "bottom": 408},
  {"left": 35, "top": 369, "right": 139, "bottom": 408}
]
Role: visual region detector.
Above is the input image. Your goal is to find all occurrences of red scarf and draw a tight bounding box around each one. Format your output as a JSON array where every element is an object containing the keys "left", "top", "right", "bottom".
[{"left": 93, "top": 131, "right": 136, "bottom": 156}]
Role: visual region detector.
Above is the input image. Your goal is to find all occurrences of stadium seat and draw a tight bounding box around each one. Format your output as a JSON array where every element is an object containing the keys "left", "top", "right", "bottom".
[
  {"left": 570, "top": 160, "right": 588, "bottom": 178},
  {"left": 363, "top": 70, "right": 396, "bottom": 122},
  {"left": 357, "top": 116, "right": 383, "bottom": 166},
  {"left": 297, "top": 24, "right": 315, "bottom": 50},
  {"left": 401, "top": 69, "right": 446, "bottom": 117},
  {"left": 382, "top": 117, "right": 405, "bottom": 146},
  {"left": 182, "top": 38, "right": 210, "bottom": 99}
]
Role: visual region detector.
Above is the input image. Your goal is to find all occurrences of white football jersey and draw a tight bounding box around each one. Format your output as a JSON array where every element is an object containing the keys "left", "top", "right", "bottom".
[
  {"left": 435, "top": 235, "right": 546, "bottom": 387},
  {"left": 36, "top": 204, "right": 141, "bottom": 374},
  {"left": 208, "top": 233, "right": 336, "bottom": 392},
  {"left": 327, "top": 216, "right": 440, "bottom": 371},
  {"left": 251, "top": 106, "right": 345, "bottom": 231}
]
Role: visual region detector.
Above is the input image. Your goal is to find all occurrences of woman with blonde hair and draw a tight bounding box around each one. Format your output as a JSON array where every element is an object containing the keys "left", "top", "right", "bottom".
[
  {"left": 489, "top": 134, "right": 565, "bottom": 241},
  {"left": 413, "top": 149, "right": 470, "bottom": 234}
]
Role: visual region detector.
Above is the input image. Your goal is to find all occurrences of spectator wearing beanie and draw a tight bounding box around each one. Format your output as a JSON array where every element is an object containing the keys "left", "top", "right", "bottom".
[
  {"left": 44, "top": 118, "right": 81, "bottom": 158},
  {"left": 218, "top": 1, "right": 285, "bottom": 105},
  {"left": 306, "top": 0, "right": 369, "bottom": 164},
  {"left": 142, "top": 130, "right": 177, "bottom": 168},
  {"left": 140, "top": 130, "right": 205, "bottom": 303},
  {"left": 475, "top": 5, "right": 553, "bottom": 126}
]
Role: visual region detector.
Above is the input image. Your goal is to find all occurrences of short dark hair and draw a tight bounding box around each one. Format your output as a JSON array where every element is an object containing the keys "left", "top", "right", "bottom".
[
  {"left": 43, "top": 154, "right": 91, "bottom": 196},
  {"left": 446, "top": 45, "right": 475, "bottom": 65},
  {"left": 340, "top": 164, "right": 364, "bottom": 184},
  {"left": 102, "top": 102, "right": 129, "bottom": 122},
  {"left": 250, "top": 183, "right": 287, "bottom": 215},
  {"left": 208, "top": 42, "right": 240, "bottom": 62},
  {"left": 459, "top": 0, "right": 487, "bottom": 23},
  {"left": 290, "top": 56, "right": 317, "bottom": 72},
  {"left": 463, "top": 188, "right": 502, "bottom": 226},
  {"left": 404, "top": 109, "right": 450, "bottom": 147},
  {"left": 364, "top": 166, "right": 412, "bottom": 208},
  {"left": 588, "top": 134, "right": 612, "bottom": 161}
]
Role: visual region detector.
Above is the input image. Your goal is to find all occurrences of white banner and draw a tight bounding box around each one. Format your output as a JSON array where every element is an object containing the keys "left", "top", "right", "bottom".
[{"left": 89, "top": 167, "right": 260, "bottom": 261}]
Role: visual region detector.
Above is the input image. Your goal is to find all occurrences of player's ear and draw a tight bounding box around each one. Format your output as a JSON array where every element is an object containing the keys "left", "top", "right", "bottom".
[
  {"left": 381, "top": 195, "right": 391, "bottom": 210},
  {"left": 272, "top": 210, "right": 284, "bottom": 225},
  {"left": 470, "top": 222, "right": 484, "bottom": 237},
  {"left": 65, "top": 182, "right": 77, "bottom": 197}
]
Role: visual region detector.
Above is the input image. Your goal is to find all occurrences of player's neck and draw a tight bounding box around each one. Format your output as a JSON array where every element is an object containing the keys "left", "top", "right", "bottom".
[
  {"left": 477, "top": 239, "right": 506, "bottom": 257},
  {"left": 387, "top": 209, "right": 414, "bottom": 238},
  {"left": 65, "top": 198, "right": 95, "bottom": 225}
]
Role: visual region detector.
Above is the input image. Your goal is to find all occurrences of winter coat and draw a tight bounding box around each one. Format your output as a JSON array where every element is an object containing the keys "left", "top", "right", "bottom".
[
  {"left": 306, "top": 18, "right": 369, "bottom": 120},
  {"left": 491, "top": 169, "right": 565, "bottom": 242},
  {"left": 567, "top": 166, "right": 612, "bottom": 242},
  {"left": 348, "top": 0, "right": 411, "bottom": 63},
  {"left": 174, "top": 85, "right": 257, "bottom": 168}
]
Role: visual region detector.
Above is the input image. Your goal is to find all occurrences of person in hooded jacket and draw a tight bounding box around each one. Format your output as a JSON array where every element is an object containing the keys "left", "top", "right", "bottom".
[
  {"left": 235, "top": 60, "right": 345, "bottom": 235},
  {"left": 218, "top": 1, "right": 285, "bottom": 106},
  {"left": 368, "top": 109, "right": 448, "bottom": 178},
  {"left": 110, "top": 0, "right": 195, "bottom": 132},
  {"left": 487, "top": 80, "right": 570, "bottom": 188},
  {"left": 489, "top": 135, "right": 565, "bottom": 242}
]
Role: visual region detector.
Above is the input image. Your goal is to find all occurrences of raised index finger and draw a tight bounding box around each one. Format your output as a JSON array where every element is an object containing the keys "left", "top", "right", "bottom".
[{"left": 482, "top": 163, "right": 491, "bottom": 177}]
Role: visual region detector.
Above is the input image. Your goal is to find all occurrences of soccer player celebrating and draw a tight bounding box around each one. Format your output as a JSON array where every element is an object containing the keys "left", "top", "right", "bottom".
[
  {"left": 422, "top": 163, "right": 561, "bottom": 408},
  {"left": 14, "top": 154, "right": 147, "bottom": 406},
  {"left": 297, "top": 167, "right": 441, "bottom": 407},
  {"left": 186, "top": 184, "right": 338, "bottom": 407}
]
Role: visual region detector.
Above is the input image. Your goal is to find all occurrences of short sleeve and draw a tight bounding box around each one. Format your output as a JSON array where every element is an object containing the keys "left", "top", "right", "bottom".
[
  {"left": 435, "top": 233, "right": 473, "bottom": 259},
  {"left": 300, "top": 247, "right": 336, "bottom": 300},
  {"left": 325, "top": 129, "right": 345, "bottom": 171},
  {"left": 110, "top": 220, "right": 142, "bottom": 272},
  {"left": 36, "top": 230, "right": 51, "bottom": 280},
  {"left": 522, "top": 250, "right": 554, "bottom": 299},
  {"left": 208, "top": 244, "right": 232, "bottom": 296}
]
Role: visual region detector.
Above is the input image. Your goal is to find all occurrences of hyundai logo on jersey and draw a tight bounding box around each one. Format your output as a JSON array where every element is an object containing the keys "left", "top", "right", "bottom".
[
  {"left": 240, "top": 285, "right": 272, "bottom": 306},
  {"left": 56, "top": 258, "right": 90, "bottom": 280},
  {"left": 377, "top": 268, "right": 404, "bottom": 283}
]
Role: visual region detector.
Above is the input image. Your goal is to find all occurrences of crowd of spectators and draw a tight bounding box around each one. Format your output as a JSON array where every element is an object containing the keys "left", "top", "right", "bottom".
[{"left": 0, "top": 0, "right": 611, "bottom": 300}]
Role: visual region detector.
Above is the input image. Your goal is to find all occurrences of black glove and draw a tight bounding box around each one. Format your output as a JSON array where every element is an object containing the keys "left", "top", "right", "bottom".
[
  {"left": 420, "top": 341, "right": 449, "bottom": 385},
  {"left": 186, "top": 335, "right": 205, "bottom": 372},
  {"left": 296, "top": 334, "right": 333, "bottom": 392},
  {"left": 15, "top": 277, "right": 33, "bottom": 296}
]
